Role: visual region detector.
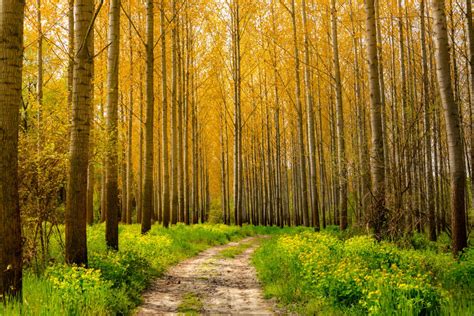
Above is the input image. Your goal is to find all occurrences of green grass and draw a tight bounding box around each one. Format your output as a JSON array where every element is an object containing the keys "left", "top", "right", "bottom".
[
  {"left": 217, "top": 241, "right": 255, "bottom": 259},
  {"left": 0, "top": 223, "right": 300, "bottom": 316},
  {"left": 177, "top": 292, "right": 204, "bottom": 314},
  {"left": 252, "top": 228, "right": 474, "bottom": 315}
]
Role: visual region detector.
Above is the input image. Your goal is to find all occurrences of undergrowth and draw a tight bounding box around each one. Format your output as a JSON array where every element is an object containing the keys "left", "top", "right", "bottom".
[
  {"left": 253, "top": 227, "right": 474, "bottom": 315},
  {"left": 0, "top": 223, "right": 294, "bottom": 315}
]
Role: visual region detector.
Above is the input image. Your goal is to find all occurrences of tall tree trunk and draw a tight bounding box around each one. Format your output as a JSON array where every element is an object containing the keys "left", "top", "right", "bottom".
[
  {"left": 137, "top": 70, "right": 144, "bottom": 224},
  {"left": 161, "top": 0, "right": 170, "bottom": 228},
  {"left": 142, "top": 0, "right": 154, "bottom": 234},
  {"left": 125, "top": 0, "right": 134, "bottom": 225},
  {"left": 421, "top": 0, "right": 436, "bottom": 241},
  {"left": 171, "top": 0, "right": 179, "bottom": 225},
  {"left": 301, "top": 0, "right": 320, "bottom": 230},
  {"left": 66, "top": 0, "right": 94, "bottom": 265},
  {"left": 86, "top": 65, "right": 95, "bottom": 227},
  {"left": 431, "top": 0, "right": 467, "bottom": 255},
  {"left": 331, "top": 0, "right": 348, "bottom": 230},
  {"left": 364, "top": 0, "right": 386, "bottom": 240},
  {"left": 466, "top": 0, "right": 474, "bottom": 208},
  {"left": 105, "top": 0, "right": 120, "bottom": 249},
  {"left": 290, "top": 0, "right": 309, "bottom": 226},
  {"left": 0, "top": 0, "right": 24, "bottom": 300},
  {"left": 68, "top": 0, "right": 74, "bottom": 114},
  {"left": 232, "top": 0, "right": 243, "bottom": 226}
]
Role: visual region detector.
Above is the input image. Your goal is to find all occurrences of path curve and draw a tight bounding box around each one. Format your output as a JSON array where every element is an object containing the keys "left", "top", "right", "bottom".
[{"left": 137, "top": 236, "right": 276, "bottom": 315}]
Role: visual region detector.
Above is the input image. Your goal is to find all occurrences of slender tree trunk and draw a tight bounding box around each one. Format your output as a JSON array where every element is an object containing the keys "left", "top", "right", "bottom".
[
  {"left": 126, "top": 0, "right": 134, "bottom": 225},
  {"left": 290, "top": 0, "right": 309, "bottom": 227},
  {"left": 331, "top": 0, "right": 348, "bottom": 230},
  {"left": 142, "top": 0, "right": 154, "bottom": 234},
  {"left": 105, "top": 0, "right": 120, "bottom": 249},
  {"left": 301, "top": 0, "right": 320, "bottom": 230},
  {"left": 68, "top": 0, "right": 74, "bottom": 114},
  {"left": 171, "top": 0, "right": 179, "bottom": 225},
  {"left": 466, "top": 0, "right": 474, "bottom": 207},
  {"left": 420, "top": 0, "right": 436, "bottom": 241},
  {"left": 232, "top": 0, "right": 243, "bottom": 226},
  {"left": 137, "top": 71, "right": 144, "bottom": 224},
  {"left": 431, "top": 0, "right": 467, "bottom": 255},
  {"left": 161, "top": 0, "right": 170, "bottom": 228},
  {"left": 0, "top": 0, "right": 24, "bottom": 300}
]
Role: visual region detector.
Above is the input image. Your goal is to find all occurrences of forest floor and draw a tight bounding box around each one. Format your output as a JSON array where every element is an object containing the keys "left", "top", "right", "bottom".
[{"left": 137, "top": 236, "right": 278, "bottom": 315}]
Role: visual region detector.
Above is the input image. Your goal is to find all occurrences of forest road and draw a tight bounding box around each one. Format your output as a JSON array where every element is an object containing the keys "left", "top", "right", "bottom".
[{"left": 136, "top": 236, "right": 278, "bottom": 315}]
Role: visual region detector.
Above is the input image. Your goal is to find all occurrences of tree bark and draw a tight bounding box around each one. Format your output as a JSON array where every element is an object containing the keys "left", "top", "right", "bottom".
[
  {"left": 0, "top": 0, "right": 24, "bottom": 300},
  {"left": 105, "top": 0, "right": 120, "bottom": 249},
  {"left": 66, "top": 0, "right": 94, "bottom": 265},
  {"left": 420, "top": 0, "right": 436, "bottom": 241},
  {"left": 364, "top": 0, "right": 386, "bottom": 240},
  {"left": 331, "top": 0, "right": 348, "bottom": 230},
  {"left": 290, "top": 0, "right": 309, "bottom": 227},
  {"left": 161, "top": 0, "right": 171, "bottom": 228},
  {"left": 431, "top": 0, "right": 467, "bottom": 255},
  {"left": 466, "top": 0, "right": 474, "bottom": 210},
  {"left": 142, "top": 0, "right": 154, "bottom": 234}
]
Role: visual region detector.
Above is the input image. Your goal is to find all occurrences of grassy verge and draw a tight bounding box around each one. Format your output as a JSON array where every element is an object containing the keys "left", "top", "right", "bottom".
[
  {"left": 0, "top": 224, "right": 300, "bottom": 315},
  {"left": 252, "top": 227, "right": 474, "bottom": 315},
  {"left": 217, "top": 240, "right": 255, "bottom": 259}
]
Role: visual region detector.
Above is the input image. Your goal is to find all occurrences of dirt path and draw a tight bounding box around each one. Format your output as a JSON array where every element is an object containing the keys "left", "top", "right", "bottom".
[{"left": 137, "top": 236, "right": 276, "bottom": 315}]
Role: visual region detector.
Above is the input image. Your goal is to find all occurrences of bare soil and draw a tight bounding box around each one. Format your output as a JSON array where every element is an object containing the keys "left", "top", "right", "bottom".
[{"left": 137, "top": 236, "right": 277, "bottom": 315}]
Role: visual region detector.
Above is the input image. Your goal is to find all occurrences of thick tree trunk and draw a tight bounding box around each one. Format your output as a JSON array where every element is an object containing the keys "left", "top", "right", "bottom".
[
  {"left": 431, "top": 0, "right": 467, "bottom": 255},
  {"left": 66, "top": 0, "right": 94, "bottom": 265},
  {"left": 0, "top": 0, "right": 24, "bottom": 300},
  {"left": 364, "top": 0, "right": 386, "bottom": 240}
]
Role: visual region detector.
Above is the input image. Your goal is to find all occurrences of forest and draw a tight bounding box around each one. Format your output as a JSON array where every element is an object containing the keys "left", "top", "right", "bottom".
[{"left": 0, "top": 0, "right": 473, "bottom": 314}]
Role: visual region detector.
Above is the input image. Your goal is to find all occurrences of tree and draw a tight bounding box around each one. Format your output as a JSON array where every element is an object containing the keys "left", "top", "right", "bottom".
[
  {"left": 290, "top": 0, "right": 309, "bottom": 226},
  {"left": 431, "top": 0, "right": 467, "bottom": 255},
  {"left": 331, "top": 0, "right": 348, "bottom": 230},
  {"left": 364, "top": 0, "right": 386, "bottom": 240},
  {"left": 301, "top": 0, "right": 320, "bottom": 230},
  {"left": 105, "top": 0, "right": 120, "bottom": 250},
  {"left": 161, "top": 0, "right": 171, "bottom": 228},
  {"left": 171, "top": 0, "right": 179, "bottom": 225},
  {"left": 142, "top": 0, "right": 154, "bottom": 234},
  {"left": 420, "top": 0, "right": 436, "bottom": 241},
  {"left": 466, "top": 0, "right": 474, "bottom": 208},
  {"left": 65, "top": 0, "right": 95, "bottom": 265},
  {"left": 231, "top": 0, "right": 243, "bottom": 226},
  {"left": 0, "top": 0, "right": 25, "bottom": 300}
]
